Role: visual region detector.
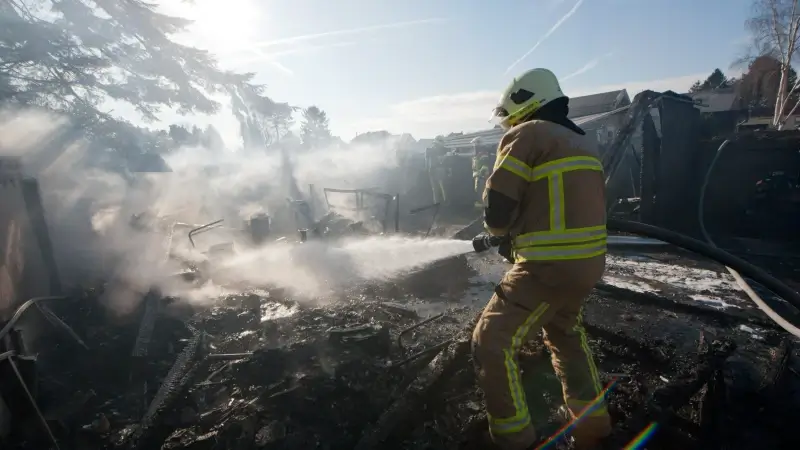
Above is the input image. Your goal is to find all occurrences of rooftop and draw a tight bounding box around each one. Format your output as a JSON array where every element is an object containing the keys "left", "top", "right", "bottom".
[
  {"left": 568, "top": 90, "right": 631, "bottom": 118},
  {"left": 440, "top": 106, "right": 631, "bottom": 150},
  {"left": 688, "top": 89, "right": 740, "bottom": 112}
]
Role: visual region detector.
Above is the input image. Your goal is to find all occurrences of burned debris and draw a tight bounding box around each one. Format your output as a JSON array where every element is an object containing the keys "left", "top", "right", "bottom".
[{"left": 2, "top": 247, "right": 799, "bottom": 450}]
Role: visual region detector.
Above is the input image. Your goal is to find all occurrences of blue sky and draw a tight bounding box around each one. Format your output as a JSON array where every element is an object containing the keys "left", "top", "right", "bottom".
[{"left": 153, "top": 0, "right": 755, "bottom": 145}]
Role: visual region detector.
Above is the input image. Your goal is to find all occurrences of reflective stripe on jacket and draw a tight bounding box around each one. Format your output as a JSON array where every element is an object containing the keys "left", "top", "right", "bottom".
[{"left": 485, "top": 120, "right": 607, "bottom": 262}]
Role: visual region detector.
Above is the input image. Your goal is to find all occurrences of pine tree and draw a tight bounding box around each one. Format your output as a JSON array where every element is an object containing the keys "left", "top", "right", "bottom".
[
  {"left": 0, "top": 0, "right": 282, "bottom": 163},
  {"left": 299, "top": 106, "right": 331, "bottom": 148}
]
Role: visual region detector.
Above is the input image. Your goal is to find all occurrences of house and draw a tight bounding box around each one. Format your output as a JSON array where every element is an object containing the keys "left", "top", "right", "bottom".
[
  {"left": 686, "top": 88, "right": 759, "bottom": 135},
  {"left": 567, "top": 89, "right": 631, "bottom": 119},
  {"left": 438, "top": 89, "right": 632, "bottom": 153},
  {"left": 736, "top": 115, "right": 800, "bottom": 131},
  {"left": 687, "top": 89, "right": 740, "bottom": 113}
]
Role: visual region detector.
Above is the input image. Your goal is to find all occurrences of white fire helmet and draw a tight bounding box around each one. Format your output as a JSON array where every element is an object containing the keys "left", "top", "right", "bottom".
[{"left": 490, "top": 68, "right": 564, "bottom": 130}]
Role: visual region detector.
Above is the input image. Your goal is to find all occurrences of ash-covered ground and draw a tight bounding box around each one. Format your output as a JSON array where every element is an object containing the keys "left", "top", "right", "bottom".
[{"left": 7, "top": 249, "right": 800, "bottom": 450}]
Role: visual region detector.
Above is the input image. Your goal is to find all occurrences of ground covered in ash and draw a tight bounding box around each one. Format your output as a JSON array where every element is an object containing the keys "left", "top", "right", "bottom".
[{"left": 6, "top": 250, "right": 800, "bottom": 450}]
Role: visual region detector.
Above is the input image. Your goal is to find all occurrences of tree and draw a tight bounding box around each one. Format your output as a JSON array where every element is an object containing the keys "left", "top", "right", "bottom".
[
  {"left": 0, "top": 0, "right": 281, "bottom": 164},
  {"left": 230, "top": 92, "right": 294, "bottom": 150},
  {"left": 689, "top": 69, "right": 732, "bottom": 93},
  {"left": 168, "top": 124, "right": 192, "bottom": 145},
  {"left": 740, "top": 0, "right": 800, "bottom": 128},
  {"left": 200, "top": 125, "right": 225, "bottom": 152},
  {"left": 351, "top": 130, "right": 392, "bottom": 145},
  {"left": 267, "top": 103, "right": 296, "bottom": 142},
  {"left": 299, "top": 105, "right": 331, "bottom": 148},
  {"left": 737, "top": 54, "right": 799, "bottom": 110}
]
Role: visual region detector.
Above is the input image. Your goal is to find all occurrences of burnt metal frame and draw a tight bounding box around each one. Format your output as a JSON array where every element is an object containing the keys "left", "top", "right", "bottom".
[
  {"left": 187, "top": 219, "right": 224, "bottom": 249},
  {"left": 322, "top": 188, "right": 401, "bottom": 233},
  {"left": 0, "top": 351, "right": 59, "bottom": 450},
  {"left": 409, "top": 202, "right": 441, "bottom": 237},
  {"left": 0, "top": 296, "right": 79, "bottom": 450}
]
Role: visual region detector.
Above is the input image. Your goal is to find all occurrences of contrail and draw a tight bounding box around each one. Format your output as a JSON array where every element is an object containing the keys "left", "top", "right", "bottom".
[
  {"left": 268, "top": 60, "right": 294, "bottom": 75},
  {"left": 504, "top": 0, "right": 585, "bottom": 75},
  {"left": 249, "top": 18, "right": 447, "bottom": 50},
  {"left": 562, "top": 52, "right": 614, "bottom": 81}
]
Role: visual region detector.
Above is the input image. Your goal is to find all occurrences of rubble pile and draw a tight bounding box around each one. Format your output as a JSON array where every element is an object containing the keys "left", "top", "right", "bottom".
[{"left": 4, "top": 252, "right": 800, "bottom": 450}]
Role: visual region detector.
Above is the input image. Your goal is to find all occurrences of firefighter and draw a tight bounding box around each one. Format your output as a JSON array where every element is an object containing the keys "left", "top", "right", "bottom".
[
  {"left": 472, "top": 137, "right": 493, "bottom": 206},
  {"left": 472, "top": 68, "right": 610, "bottom": 450},
  {"left": 426, "top": 145, "right": 448, "bottom": 205}
]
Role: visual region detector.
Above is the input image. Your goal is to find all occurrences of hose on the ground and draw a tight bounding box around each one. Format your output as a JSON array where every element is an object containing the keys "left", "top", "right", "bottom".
[
  {"left": 696, "top": 139, "right": 800, "bottom": 338},
  {"left": 607, "top": 219, "right": 800, "bottom": 336},
  {"left": 468, "top": 219, "right": 800, "bottom": 314}
]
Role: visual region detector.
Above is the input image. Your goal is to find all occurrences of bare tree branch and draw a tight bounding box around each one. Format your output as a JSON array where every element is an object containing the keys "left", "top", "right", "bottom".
[{"left": 744, "top": 0, "right": 800, "bottom": 128}]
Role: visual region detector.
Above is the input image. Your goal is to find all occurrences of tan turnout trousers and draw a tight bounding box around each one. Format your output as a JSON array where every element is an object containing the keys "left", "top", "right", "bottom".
[{"left": 471, "top": 258, "right": 608, "bottom": 449}]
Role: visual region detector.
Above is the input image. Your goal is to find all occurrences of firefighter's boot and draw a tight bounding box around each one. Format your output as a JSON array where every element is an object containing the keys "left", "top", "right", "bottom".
[{"left": 557, "top": 401, "right": 612, "bottom": 450}]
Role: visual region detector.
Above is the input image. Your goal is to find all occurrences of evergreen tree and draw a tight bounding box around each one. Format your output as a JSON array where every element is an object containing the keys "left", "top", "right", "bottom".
[
  {"left": 299, "top": 105, "right": 331, "bottom": 148},
  {"left": 0, "top": 0, "right": 281, "bottom": 165},
  {"left": 689, "top": 68, "right": 731, "bottom": 93}
]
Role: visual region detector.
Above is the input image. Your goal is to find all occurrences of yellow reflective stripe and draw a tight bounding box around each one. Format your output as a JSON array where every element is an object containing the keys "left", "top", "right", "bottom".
[
  {"left": 493, "top": 302, "right": 550, "bottom": 435},
  {"left": 532, "top": 156, "right": 603, "bottom": 181},
  {"left": 514, "top": 226, "right": 607, "bottom": 247},
  {"left": 489, "top": 414, "right": 532, "bottom": 434},
  {"left": 575, "top": 308, "right": 603, "bottom": 395},
  {"left": 548, "top": 174, "right": 564, "bottom": 230},
  {"left": 495, "top": 154, "right": 533, "bottom": 181},
  {"left": 515, "top": 240, "right": 607, "bottom": 262}
]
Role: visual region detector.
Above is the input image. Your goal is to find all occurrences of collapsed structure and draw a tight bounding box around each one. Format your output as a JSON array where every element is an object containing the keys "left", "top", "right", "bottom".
[{"left": 1, "top": 90, "right": 799, "bottom": 449}]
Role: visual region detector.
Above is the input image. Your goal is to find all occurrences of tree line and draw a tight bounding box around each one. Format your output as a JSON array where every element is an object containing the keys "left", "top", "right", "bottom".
[
  {"left": 690, "top": 0, "right": 800, "bottom": 129},
  {"left": 0, "top": 0, "right": 335, "bottom": 171}
]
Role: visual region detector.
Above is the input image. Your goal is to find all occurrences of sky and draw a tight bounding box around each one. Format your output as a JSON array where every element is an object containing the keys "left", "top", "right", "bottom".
[{"left": 148, "top": 0, "right": 756, "bottom": 146}]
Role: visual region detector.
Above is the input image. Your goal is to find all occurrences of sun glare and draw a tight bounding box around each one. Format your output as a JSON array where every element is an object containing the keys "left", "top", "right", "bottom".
[{"left": 166, "top": 0, "right": 262, "bottom": 53}]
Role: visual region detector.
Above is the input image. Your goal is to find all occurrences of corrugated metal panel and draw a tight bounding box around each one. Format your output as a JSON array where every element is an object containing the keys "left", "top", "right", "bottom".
[{"left": 440, "top": 106, "right": 630, "bottom": 149}]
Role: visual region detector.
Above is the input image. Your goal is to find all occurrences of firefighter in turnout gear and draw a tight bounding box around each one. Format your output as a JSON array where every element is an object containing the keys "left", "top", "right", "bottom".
[
  {"left": 472, "top": 68, "right": 610, "bottom": 450},
  {"left": 472, "top": 137, "right": 493, "bottom": 206}
]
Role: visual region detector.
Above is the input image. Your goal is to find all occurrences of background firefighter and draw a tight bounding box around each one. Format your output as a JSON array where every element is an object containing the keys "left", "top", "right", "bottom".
[
  {"left": 426, "top": 144, "right": 448, "bottom": 206},
  {"left": 471, "top": 68, "right": 611, "bottom": 450},
  {"left": 472, "top": 137, "right": 493, "bottom": 206}
]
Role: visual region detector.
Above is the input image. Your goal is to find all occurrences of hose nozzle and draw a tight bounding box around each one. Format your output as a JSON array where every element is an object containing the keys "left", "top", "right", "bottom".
[{"left": 472, "top": 233, "right": 506, "bottom": 253}]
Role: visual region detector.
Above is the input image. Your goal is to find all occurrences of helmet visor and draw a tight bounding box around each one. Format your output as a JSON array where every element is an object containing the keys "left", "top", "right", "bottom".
[{"left": 489, "top": 106, "right": 512, "bottom": 130}]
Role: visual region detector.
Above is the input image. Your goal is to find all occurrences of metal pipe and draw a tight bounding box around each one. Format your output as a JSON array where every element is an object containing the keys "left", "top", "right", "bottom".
[
  {"left": 397, "top": 313, "right": 446, "bottom": 350},
  {"left": 0, "top": 296, "right": 69, "bottom": 342},
  {"left": 1, "top": 351, "right": 60, "bottom": 449},
  {"left": 188, "top": 219, "right": 224, "bottom": 248}
]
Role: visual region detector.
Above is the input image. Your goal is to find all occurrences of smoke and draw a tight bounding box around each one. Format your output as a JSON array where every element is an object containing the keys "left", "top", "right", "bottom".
[{"left": 0, "top": 106, "right": 414, "bottom": 316}]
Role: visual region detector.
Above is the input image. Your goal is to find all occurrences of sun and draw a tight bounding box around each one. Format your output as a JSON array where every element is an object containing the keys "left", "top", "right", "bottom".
[{"left": 164, "top": 0, "right": 262, "bottom": 53}]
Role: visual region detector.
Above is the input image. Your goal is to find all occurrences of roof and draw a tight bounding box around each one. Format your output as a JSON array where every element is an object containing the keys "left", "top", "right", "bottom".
[
  {"left": 440, "top": 106, "right": 631, "bottom": 149},
  {"left": 568, "top": 90, "right": 630, "bottom": 118},
  {"left": 688, "top": 90, "right": 739, "bottom": 112}
]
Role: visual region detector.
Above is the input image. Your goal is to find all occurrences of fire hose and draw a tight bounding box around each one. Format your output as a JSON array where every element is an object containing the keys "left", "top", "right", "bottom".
[
  {"left": 472, "top": 221, "right": 800, "bottom": 336},
  {"left": 698, "top": 139, "right": 800, "bottom": 338}
]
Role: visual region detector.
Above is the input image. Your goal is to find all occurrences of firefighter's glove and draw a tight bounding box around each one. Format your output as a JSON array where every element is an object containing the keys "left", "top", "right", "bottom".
[
  {"left": 472, "top": 232, "right": 508, "bottom": 253},
  {"left": 497, "top": 239, "right": 514, "bottom": 264}
]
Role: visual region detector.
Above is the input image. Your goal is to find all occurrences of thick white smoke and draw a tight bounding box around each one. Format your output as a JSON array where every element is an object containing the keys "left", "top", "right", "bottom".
[{"left": 0, "top": 106, "right": 418, "bottom": 316}]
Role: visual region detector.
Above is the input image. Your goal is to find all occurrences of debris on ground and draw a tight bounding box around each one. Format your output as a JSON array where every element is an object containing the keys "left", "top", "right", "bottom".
[{"left": 3, "top": 249, "right": 800, "bottom": 450}]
